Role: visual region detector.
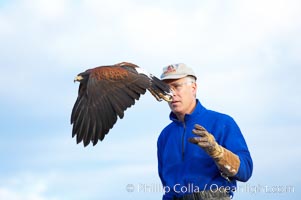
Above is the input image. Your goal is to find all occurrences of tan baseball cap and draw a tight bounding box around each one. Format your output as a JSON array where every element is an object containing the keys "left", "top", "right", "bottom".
[{"left": 160, "top": 63, "right": 197, "bottom": 80}]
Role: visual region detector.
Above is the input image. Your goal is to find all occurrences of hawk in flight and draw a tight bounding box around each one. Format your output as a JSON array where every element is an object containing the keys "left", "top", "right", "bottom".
[{"left": 71, "top": 62, "right": 172, "bottom": 146}]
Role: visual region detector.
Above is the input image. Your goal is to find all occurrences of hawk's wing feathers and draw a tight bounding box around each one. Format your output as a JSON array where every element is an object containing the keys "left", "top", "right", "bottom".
[{"left": 71, "top": 62, "right": 172, "bottom": 146}]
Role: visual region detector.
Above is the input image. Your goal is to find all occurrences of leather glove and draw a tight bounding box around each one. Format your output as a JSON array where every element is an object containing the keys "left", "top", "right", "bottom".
[{"left": 189, "top": 124, "right": 240, "bottom": 177}]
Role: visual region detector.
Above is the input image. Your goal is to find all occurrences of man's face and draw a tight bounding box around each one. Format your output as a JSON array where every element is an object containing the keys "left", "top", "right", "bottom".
[{"left": 164, "top": 77, "right": 197, "bottom": 117}]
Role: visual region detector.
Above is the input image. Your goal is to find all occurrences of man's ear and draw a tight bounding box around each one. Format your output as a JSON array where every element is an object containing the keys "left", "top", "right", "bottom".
[{"left": 192, "top": 82, "right": 197, "bottom": 96}]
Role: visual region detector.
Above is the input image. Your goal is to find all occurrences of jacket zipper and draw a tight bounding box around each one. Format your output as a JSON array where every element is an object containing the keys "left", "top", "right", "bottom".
[{"left": 181, "top": 122, "right": 186, "bottom": 160}]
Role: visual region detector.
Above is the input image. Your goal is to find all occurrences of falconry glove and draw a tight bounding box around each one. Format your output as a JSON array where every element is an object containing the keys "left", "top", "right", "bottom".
[{"left": 189, "top": 124, "right": 240, "bottom": 177}]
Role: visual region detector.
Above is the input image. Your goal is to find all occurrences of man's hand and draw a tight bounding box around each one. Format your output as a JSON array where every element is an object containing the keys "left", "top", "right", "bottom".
[
  {"left": 189, "top": 124, "right": 240, "bottom": 177},
  {"left": 189, "top": 124, "right": 224, "bottom": 159}
]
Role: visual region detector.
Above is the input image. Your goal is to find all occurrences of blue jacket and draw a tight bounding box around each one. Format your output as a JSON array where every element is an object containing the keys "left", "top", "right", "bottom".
[{"left": 157, "top": 99, "right": 253, "bottom": 199}]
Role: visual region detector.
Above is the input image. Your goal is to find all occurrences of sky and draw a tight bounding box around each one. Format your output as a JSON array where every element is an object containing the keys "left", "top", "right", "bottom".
[{"left": 0, "top": 0, "right": 300, "bottom": 199}]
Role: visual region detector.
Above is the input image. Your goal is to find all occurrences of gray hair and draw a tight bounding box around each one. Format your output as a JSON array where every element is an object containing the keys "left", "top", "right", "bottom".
[
  {"left": 185, "top": 75, "right": 196, "bottom": 83},
  {"left": 185, "top": 76, "right": 197, "bottom": 98}
]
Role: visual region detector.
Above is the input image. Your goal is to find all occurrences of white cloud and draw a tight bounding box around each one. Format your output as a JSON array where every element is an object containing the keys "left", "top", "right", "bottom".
[
  {"left": 0, "top": 131, "right": 163, "bottom": 199},
  {"left": 25, "top": 0, "right": 70, "bottom": 21},
  {"left": 0, "top": 173, "right": 58, "bottom": 200}
]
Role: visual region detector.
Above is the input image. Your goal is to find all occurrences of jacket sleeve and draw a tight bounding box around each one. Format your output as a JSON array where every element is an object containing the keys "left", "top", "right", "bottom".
[
  {"left": 221, "top": 117, "right": 253, "bottom": 182},
  {"left": 157, "top": 134, "right": 166, "bottom": 186}
]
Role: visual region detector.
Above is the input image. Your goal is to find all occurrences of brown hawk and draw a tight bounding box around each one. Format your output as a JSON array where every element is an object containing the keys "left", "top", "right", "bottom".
[{"left": 71, "top": 62, "right": 172, "bottom": 146}]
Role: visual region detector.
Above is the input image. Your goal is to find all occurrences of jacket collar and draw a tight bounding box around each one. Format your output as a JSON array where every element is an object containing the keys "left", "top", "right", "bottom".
[{"left": 169, "top": 99, "right": 206, "bottom": 123}]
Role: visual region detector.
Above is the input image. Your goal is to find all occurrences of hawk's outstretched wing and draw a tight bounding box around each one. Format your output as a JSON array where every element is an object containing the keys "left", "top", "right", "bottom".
[{"left": 71, "top": 62, "right": 172, "bottom": 146}]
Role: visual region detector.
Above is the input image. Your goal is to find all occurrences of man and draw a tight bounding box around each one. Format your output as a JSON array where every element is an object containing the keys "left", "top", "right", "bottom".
[{"left": 157, "top": 63, "right": 253, "bottom": 200}]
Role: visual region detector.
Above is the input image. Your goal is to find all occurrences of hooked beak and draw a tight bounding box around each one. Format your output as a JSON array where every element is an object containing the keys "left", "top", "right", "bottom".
[{"left": 74, "top": 75, "right": 83, "bottom": 83}]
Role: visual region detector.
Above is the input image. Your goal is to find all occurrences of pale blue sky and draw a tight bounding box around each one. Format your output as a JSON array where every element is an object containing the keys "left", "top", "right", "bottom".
[{"left": 0, "top": 0, "right": 300, "bottom": 199}]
